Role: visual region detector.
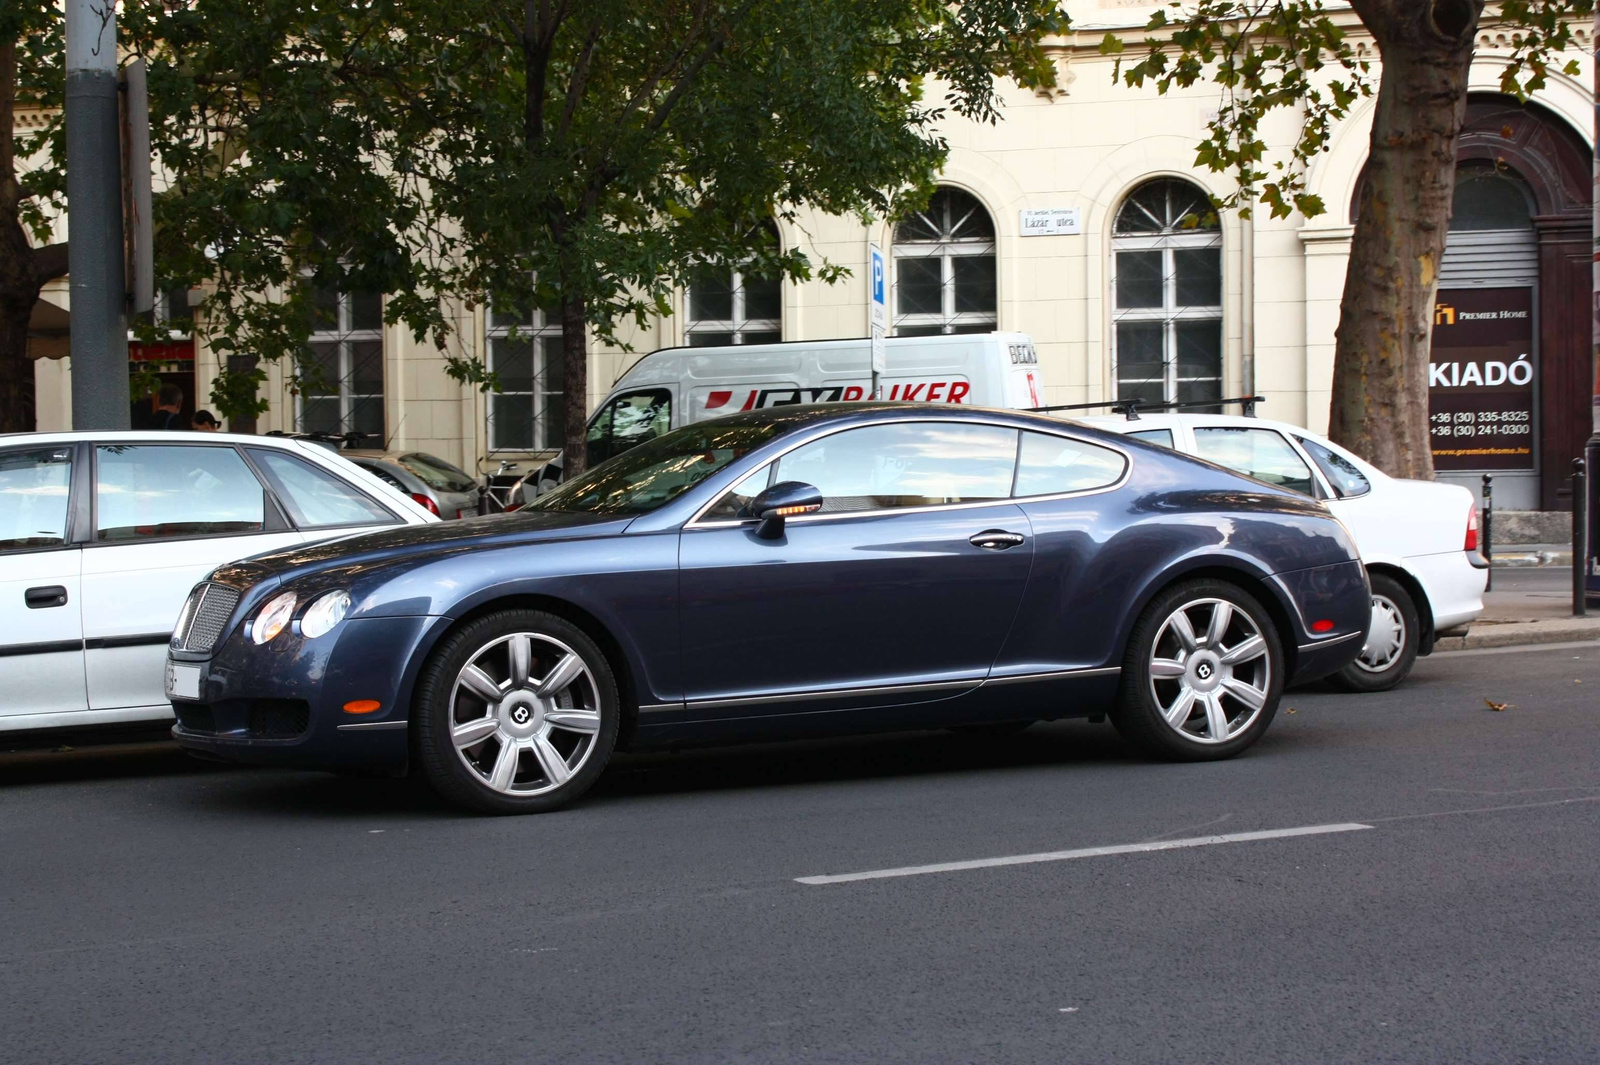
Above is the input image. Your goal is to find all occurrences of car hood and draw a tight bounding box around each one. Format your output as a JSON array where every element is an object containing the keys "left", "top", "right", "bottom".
[{"left": 213, "top": 508, "right": 634, "bottom": 588}]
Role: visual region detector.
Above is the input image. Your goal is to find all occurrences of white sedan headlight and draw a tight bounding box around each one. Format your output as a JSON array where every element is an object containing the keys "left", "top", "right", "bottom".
[
  {"left": 251, "top": 592, "right": 298, "bottom": 645},
  {"left": 300, "top": 590, "right": 352, "bottom": 639}
]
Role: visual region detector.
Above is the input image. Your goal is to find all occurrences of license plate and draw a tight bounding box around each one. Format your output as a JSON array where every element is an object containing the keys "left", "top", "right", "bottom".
[{"left": 165, "top": 662, "right": 201, "bottom": 701}]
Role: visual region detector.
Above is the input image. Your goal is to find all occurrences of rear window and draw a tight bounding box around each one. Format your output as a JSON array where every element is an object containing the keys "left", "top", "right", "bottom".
[
  {"left": 1126, "top": 428, "right": 1175, "bottom": 449},
  {"left": 398, "top": 453, "right": 476, "bottom": 494},
  {"left": 1012, "top": 432, "right": 1126, "bottom": 497}
]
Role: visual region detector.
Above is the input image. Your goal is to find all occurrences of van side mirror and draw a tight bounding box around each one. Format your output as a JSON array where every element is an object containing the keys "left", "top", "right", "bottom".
[{"left": 746, "top": 481, "right": 823, "bottom": 539}]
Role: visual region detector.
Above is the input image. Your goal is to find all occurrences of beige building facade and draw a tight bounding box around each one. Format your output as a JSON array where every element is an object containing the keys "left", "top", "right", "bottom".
[{"left": 28, "top": 5, "right": 1596, "bottom": 508}]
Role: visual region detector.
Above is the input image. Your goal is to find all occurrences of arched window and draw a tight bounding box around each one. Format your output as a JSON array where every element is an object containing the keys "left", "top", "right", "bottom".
[
  {"left": 686, "top": 222, "right": 783, "bottom": 346},
  {"left": 893, "top": 187, "right": 997, "bottom": 336},
  {"left": 1111, "top": 178, "right": 1223, "bottom": 407},
  {"left": 1450, "top": 163, "right": 1534, "bottom": 231}
]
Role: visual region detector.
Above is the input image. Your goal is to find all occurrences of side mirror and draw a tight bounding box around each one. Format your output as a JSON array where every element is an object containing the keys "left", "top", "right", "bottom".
[{"left": 746, "top": 481, "right": 823, "bottom": 539}]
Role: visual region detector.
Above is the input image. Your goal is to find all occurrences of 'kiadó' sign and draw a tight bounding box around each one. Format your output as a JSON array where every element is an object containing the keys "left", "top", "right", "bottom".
[{"left": 1428, "top": 287, "right": 1535, "bottom": 472}]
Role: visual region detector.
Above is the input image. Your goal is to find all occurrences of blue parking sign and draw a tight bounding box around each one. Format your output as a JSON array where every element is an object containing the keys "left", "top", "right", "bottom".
[{"left": 869, "top": 243, "right": 887, "bottom": 329}]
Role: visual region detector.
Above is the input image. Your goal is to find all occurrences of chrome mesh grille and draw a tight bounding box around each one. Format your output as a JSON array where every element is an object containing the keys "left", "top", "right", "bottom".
[{"left": 177, "top": 584, "right": 242, "bottom": 653}]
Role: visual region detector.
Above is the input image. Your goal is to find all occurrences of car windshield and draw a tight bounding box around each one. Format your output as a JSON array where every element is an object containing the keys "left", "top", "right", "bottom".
[
  {"left": 532, "top": 421, "right": 788, "bottom": 515},
  {"left": 398, "top": 453, "right": 477, "bottom": 493}
]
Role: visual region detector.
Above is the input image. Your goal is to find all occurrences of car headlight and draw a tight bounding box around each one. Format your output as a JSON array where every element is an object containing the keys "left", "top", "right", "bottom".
[
  {"left": 300, "top": 590, "right": 352, "bottom": 639},
  {"left": 251, "top": 592, "right": 298, "bottom": 645}
]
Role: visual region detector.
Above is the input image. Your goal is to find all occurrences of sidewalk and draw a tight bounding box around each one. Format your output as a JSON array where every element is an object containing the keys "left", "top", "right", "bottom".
[{"left": 1433, "top": 565, "right": 1600, "bottom": 652}]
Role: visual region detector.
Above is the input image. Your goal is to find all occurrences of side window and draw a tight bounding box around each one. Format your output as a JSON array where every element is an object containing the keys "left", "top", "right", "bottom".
[
  {"left": 773, "top": 422, "right": 1017, "bottom": 512},
  {"left": 1125, "top": 428, "right": 1175, "bottom": 448},
  {"left": 249, "top": 450, "right": 397, "bottom": 529},
  {"left": 1013, "top": 432, "right": 1127, "bottom": 497},
  {"left": 96, "top": 446, "right": 266, "bottom": 542},
  {"left": 1, "top": 447, "right": 74, "bottom": 551},
  {"left": 587, "top": 389, "right": 671, "bottom": 467},
  {"left": 1192, "top": 427, "right": 1316, "bottom": 497},
  {"left": 1297, "top": 437, "right": 1372, "bottom": 498},
  {"left": 701, "top": 465, "right": 773, "bottom": 520}
]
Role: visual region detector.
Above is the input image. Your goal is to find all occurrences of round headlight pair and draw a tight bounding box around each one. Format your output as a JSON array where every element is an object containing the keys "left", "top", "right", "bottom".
[{"left": 250, "top": 590, "right": 351, "bottom": 645}]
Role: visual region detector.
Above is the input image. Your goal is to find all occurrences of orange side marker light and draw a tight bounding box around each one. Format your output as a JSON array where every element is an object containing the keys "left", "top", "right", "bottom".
[{"left": 343, "top": 700, "right": 382, "bottom": 715}]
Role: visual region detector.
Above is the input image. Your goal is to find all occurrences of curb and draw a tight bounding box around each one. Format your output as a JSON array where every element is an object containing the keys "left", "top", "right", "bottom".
[
  {"left": 1434, "top": 618, "right": 1600, "bottom": 653},
  {"left": 1489, "top": 550, "right": 1572, "bottom": 568}
]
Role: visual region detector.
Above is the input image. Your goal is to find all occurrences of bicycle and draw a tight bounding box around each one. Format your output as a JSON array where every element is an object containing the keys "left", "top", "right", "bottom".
[{"left": 476, "top": 457, "right": 523, "bottom": 514}]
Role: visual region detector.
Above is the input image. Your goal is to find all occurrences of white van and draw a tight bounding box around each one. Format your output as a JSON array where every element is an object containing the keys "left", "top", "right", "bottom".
[{"left": 585, "top": 331, "right": 1045, "bottom": 465}]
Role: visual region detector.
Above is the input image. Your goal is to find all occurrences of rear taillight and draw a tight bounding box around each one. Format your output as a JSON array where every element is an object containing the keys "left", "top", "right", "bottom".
[
  {"left": 411, "top": 492, "right": 441, "bottom": 516},
  {"left": 1464, "top": 502, "right": 1479, "bottom": 551}
]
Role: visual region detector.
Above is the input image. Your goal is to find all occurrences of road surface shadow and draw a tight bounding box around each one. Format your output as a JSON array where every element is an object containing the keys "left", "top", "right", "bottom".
[{"left": 154, "top": 719, "right": 1145, "bottom": 820}]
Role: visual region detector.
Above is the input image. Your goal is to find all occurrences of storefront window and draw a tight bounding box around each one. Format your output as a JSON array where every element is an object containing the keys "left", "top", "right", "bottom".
[
  {"left": 892, "top": 187, "right": 997, "bottom": 336},
  {"left": 1111, "top": 178, "right": 1222, "bottom": 409}
]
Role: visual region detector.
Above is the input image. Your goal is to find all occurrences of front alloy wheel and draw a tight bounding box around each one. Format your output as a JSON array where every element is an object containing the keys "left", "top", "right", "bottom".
[
  {"left": 1111, "top": 579, "right": 1284, "bottom": 761},
  {"left": 416, "top": 610, "right": 619, "bottom": 813}
]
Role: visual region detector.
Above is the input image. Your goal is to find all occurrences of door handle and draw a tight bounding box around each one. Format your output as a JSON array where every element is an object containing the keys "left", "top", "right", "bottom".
[
  {"left": 25, "top": 585, "right": 69, "bottom": 609},
  {"left": 969, "top": 530, "right": 1026, "bottom": 550}
]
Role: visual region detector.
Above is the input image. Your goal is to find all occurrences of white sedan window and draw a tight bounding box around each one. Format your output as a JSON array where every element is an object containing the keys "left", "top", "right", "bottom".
[
  {"left": 1192, "top": 427, "right": 1316, "bottom": 497},
  {"left": 0, "top": 447, "right": 73, "bottom": 551},
  {"left": 96, "top": 445, "right": 266, "bottom": 541}
]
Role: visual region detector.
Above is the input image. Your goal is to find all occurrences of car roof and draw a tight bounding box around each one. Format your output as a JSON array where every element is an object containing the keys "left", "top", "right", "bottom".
[
  {"left": 2, "top": 429, "right": 331, "bottom": 450},
  {"left": 700, "top": 401, "right": 1127, "bottom": 438}
]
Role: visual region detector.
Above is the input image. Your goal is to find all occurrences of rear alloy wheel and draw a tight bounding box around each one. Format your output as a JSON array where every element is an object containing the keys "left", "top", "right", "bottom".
[
  {"left": 416, "top": 610, "right": 619, "bottom": 813},
  {"left": 1332, "top": 574, "right": 1419, "bottom": 693},
  {"left": 1110, "top": 579, "right": 1284, "bottom": 761}
]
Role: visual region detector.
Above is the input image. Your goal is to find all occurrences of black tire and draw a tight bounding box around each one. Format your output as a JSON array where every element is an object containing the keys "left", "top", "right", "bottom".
[
  {"left": 1331, "top": 573, "right": 1420, "bottom": 693},
  {"left": 1109, "top": 578, "right": 1284, "bottom": 762},
  {"left": 414, "top": 609, "right": 620, "bottom": 814}
]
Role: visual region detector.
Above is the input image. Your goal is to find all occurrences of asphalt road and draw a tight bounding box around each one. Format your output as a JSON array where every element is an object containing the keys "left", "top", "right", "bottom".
[{"left": 4, "top": 643, "right": 1599, "bottom": 1064}]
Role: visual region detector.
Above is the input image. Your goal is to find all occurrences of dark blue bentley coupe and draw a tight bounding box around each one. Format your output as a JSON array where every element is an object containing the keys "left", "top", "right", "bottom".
[{"left": 167, "top": 404, "right": 1369, "bottom": 813}]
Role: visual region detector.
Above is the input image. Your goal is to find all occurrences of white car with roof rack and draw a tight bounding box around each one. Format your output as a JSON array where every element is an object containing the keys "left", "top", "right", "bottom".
[
  {"left": 1070, "top": 400, "right": 1487, "bottom": 692},
  {"left": 0, "top": 430, "right": 437, "bottom": 734}
]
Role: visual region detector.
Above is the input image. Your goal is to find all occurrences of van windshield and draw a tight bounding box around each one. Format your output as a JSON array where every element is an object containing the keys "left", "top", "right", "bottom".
[
  {"left": 587, "top": 389, "right": 671, "bottom": 466},
  {"left": 536, "top": 420, "right": 786, "bottom": 515}
]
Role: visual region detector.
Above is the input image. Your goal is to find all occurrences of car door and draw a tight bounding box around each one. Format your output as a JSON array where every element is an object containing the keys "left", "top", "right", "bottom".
[
  {"left": 79, "top": 442, "right": 305, "bottom": 714},
  {"left": 678, "top": 420, "right": 1034, "bottom": 717},
  {"left": 0, "top": 443, "right": 87, "bottom": 723}
]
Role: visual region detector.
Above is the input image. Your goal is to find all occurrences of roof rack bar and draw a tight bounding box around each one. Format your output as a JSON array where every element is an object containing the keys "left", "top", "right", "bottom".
[{"left": 1027, "top": 395, "right": 1265, "bottom": 420}]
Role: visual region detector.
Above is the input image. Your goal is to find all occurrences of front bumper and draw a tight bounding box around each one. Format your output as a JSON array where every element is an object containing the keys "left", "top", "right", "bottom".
[{"left": 168, "top": 615, "right": 441, "bottom": 773}]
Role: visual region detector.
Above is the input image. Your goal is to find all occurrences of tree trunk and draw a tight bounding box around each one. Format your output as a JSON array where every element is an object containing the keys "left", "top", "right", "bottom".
[
  {"left": 1331, "top": 0, "right": 1483, "bottom": 478},
  {"left": 560, "top": 293, "right": 589, "bottom": 478},
  {"left": 1, "top": 38, "right": 39, "bottom": 433},
  {"left": 0, "top": 300, "right": 34, "bottom": 432}
]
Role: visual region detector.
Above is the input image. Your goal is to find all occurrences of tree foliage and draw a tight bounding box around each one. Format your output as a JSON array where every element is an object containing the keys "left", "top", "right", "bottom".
[
  {"left": 1098, "top": 0, "right": 1592, "bottom": 478},
  {"left": 88, "top": 0, "right": 1063, "bottom": 466},
  {"left": 1102, "top": 0, "right": 1591, "bottom": 222}
]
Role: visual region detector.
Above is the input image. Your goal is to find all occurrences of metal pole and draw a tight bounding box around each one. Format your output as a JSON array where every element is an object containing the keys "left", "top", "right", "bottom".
[
  {"left": 1574, "top": 458, "right": 1588, "bottom": 617},
  {"left": 65, "top": 0, "right": 130, "bottom": 430},
  {"left": 1588, "top": 6, "right": 1600, "bottom": 607},
  {"left": 1481, "top": 473, "right": 1493, "bottom": 592}
]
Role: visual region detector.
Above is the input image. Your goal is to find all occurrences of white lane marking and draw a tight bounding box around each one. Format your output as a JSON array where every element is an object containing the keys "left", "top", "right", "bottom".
[{"left": 795, "top": 822, "right": 1373, "bottom": 886}]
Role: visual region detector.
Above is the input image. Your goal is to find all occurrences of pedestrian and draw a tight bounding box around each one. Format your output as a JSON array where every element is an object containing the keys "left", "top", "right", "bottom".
[
  {"left": 151, "top": 384, "right": 184, "bottom": 431},
  {"left": 192, "top": 410, "right": 223, "bottom": 432}
]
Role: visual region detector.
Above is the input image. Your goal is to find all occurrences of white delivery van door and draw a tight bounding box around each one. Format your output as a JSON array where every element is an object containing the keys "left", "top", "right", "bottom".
[
  {"left": 79, "top": 443, "right": 303, "bottom": 714},
  {"left": 0, "top": 443, "right": 86, "bottom": 722}
]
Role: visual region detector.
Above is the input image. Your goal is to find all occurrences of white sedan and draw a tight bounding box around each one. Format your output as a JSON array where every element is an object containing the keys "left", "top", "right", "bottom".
[
  {"left": 1078, "top": 411, "right": 1487, "bottom": 691},
  {"left": 0, "top": 431, "right": 437, "bottom": 734}
]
